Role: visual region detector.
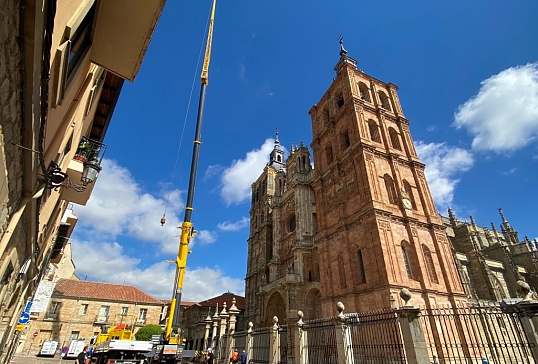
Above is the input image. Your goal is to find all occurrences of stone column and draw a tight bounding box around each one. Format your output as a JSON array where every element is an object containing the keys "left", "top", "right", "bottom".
[
  {"left": 269, "top": 316, "right": 280, "bottom": 364},
  {"left": 293, "top": 310, "right": 307, "bottom": 364},
  {"left": 211, "top": 304, "right": 219, "bottom": 350},
  {"left": 396, "top": 289, "right": 430, "bottom": 364},
  {"left": 227, "top": 298, "right": 240, "bottom": 362},
  {"left": 219, "top": 302, "right": 229, "bottom": 361},
  {"left": 515, "top": 281, "right": 538, "bottom": 361},
  {"left": 203, "top": 309, "right": 212, "bottom": 351},
  {"left": 246, "top": 322, "right": 253, "bottom": 362},
  {"left": 334, "top": 302, "right": 354, "bottom": 364}
]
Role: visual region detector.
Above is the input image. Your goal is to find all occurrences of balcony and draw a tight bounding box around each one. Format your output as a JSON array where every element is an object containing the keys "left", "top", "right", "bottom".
[
  {"left": 60, "top": 138, "right": 106, "bottom": 206},
  {"left": 95, "top": 315, "right": 109, "bottom": 324}
]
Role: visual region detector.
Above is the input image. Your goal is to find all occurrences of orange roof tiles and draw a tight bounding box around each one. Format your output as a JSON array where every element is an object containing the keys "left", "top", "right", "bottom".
[{"left": 53, "top": 279, "right": 163, "bottom": 304}]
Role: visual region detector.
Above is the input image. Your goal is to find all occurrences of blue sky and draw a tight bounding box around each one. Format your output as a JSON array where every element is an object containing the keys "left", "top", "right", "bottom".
[{"left": 70, "top": 0, "right": 538, "bottom": 301}]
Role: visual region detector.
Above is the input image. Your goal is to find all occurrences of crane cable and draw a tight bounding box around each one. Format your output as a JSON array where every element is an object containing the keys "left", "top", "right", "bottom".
[{"left": 161, "top": 1, "right": 215, "bottom": 226}]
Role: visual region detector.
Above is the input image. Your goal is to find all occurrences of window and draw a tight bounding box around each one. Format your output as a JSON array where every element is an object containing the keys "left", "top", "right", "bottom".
[
  {"left": 288, "top": 215, "right": 296, "bottom": 232},
  {"left": 401, "top": 246, "right": 413, "bottom": 279},
  {"left": 423, "top": 245, "right": 439, "bottom": 284},
  {"left": 49, "top": 302, "right": 61, "bottom": 314},
  {"left": 378, "top": 91, "right": 392, "bottom": 111},
  {"left": 337, "top": 93, "right": 344, "bottom": 108},
  {"left": 384, "top": 174, "right": 398, "bottom": 205},
  {"left": 70, "top": 331, "right": 80, "bottom": 341},
  {"left": 138, "top": 308, "right": 148, "bottom": 321},
  {"left": 340, "top": 130, "right": 351, "bottom": 150},
  {"left": 356, "top": 250, "right": 366, "bottom": 284},
  {"left": 358, "top": 82, "right": 371, "bottom": 102},
  {"left": 98, "top": 305, "right": 110, "bottom": 321},
  {"left": 402, "top": 180, "right": 417, "bottom": 210},
  {"left": 368, "top": 120, "right": 381, "bottom": 143},
  {"left": 67, "top": 4, "right": 95, "bottom": 81},
  {"left": 79, "top": 304, "right": 88, "bottom": 315},
  {"left": 388, "top": 127, "right": 401, "bottom": 150},
  {"left": 323, "top": 107, "right": 330, "bottom": 126},
  {"left": 326, "top": 146, "right": 334, "bottom": 164},
  {"left": 121, "top": 307, "right": 129, "bottom": 314}
]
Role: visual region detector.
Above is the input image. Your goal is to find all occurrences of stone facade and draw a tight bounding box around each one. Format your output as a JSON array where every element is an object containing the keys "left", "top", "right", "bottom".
[
  {"left": 0, "top": 1, "right": 168, "bottom": 362},
  {"left": 17, "top": 279, "right": 165, "bottom": 356}
]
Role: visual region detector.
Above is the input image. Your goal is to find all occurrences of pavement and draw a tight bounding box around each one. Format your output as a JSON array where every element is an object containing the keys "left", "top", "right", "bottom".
[{"left": 10, "top": 354, "right": 68, "bottom": 364}]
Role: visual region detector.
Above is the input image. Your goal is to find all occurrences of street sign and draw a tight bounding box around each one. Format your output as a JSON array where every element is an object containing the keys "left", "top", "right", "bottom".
[
  {"left": 16, "top": 324, "right": 25, "bottom": 331},
  {"left": 33, "top": 332, "right": 38, "bottom": 338},
  {"left": 24, "top": 301, "right": 32, "bottom": 314},
  {"left": 18, "top": 312, "right": 30, "bottom": 324}
]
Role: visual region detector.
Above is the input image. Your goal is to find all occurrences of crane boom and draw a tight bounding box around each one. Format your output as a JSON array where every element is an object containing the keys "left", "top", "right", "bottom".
[{"left": 165, "top": 0, "right": 217, "bottom": 342}]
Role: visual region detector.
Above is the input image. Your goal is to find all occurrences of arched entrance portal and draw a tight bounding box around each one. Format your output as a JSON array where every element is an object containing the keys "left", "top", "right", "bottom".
[
  {"left": 304, "top": 289, "right": 322, "bottom": 321},
  {"left": 264, "top": 292, "right": 286, "bottom": 327}
]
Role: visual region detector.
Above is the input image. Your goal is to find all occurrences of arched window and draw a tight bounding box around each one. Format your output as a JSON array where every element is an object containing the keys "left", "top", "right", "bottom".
[
  {"left": 355, "top": 250, "right": 366, "bottom": 284},
  {"left": 388, "top": 127, "right": 401, "bottom": 150},
  {"left": 326, "top": 145, "right": 334, "bottom": 164},
  {"left": 422, "top": 245, "right": 439, "bottom": 284},
  {"left": 338, "top": 253, "right": 347, "bottom": 289},
  {"left": 384, "top": 174, "right": 398, "bottom": 205},
  {"left": 340, "top": 130, "right": 351, "bottom": 150},
  {"left": 368, "top": 120, "right": 381, "bottom": 143},
  {"left": 402, "top": 180, "right": 417, "bottom": 210},
  {"left": 378, "top": 91, "right": 392, "bottom": 111},
  {"left": 337, "top": 93, "right": 344, "bottom": 108},
  {"left": 358, "top": 82, "right": 371, "bottom": 102},
  {"left": 401, "top": 245, "right": 413, "bottom": 279}
]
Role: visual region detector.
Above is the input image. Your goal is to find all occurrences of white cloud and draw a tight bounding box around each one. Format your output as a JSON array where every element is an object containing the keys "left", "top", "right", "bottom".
[
  {"left": 217, "top": 216, "right": 250, "bottom": 232},
  {"left": 71, "top": 239, "right": 244, "bottom": 301},
  {"left": 220, "top": 138, "right": 275, "bottom": 205},
  {"left": 453, "top": 63, "right": 538, "bottom": 153},
  {"left": 75, "top": 159, "right": 184, "bottom": 255},
  {"left": 502, "top": 168, "right": 517, "bottom": 175},
  {"left": 415, "top": 141, "right": 474, "bottom": 210},
  {"left": 193, "top": 230, "right": 218, "bottom": 245}
]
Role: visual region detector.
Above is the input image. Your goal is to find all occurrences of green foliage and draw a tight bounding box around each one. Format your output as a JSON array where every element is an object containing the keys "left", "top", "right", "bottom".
[{"left": 135, "top": 324, "right": 162, "bottom": 341}]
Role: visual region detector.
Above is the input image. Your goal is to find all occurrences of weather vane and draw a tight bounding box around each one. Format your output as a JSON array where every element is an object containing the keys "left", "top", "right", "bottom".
[{"left": 339, "top": 34, "right": 347, "bottom": 56}]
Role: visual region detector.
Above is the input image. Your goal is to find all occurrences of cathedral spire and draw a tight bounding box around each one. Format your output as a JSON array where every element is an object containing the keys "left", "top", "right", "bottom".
[{"left": 268, "top": 129, "right": 285, "bottom": 170}]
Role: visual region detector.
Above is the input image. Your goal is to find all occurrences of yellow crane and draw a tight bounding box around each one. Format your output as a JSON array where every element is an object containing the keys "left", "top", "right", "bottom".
[{"left": 164, "top": 0, "right": 217, "bottom": 349}]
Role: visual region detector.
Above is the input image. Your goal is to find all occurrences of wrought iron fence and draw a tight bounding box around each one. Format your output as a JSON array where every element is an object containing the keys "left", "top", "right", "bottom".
[
  {"left": 278, "top": 325, "right": 292, "bottom": 364},
  {"left": 303, "top": 317, "right": 338, "bottom": 364},
  {"left": 234, "top": 330, "right": 248, "bottom": 352},
  {"left": 250, "top": 326, "right": 271, "bottom": 364},
  {"left": 347, "top": 311, "right": 407, "bottom": 364},
  {"left": 420, "top": 303, "right": 536, "bottom": 364}
]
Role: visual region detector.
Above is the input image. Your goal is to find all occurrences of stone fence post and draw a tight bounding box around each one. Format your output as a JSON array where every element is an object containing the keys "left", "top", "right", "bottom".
[
  {"left": 293, "top": 311, "right": 307, "bottom": 364},
  {"left": 396, "top": 288, "right": 430, "bottom": 364},
  {"left": 219, "top": 303, "right": 229, "bottom": 362},
  {"left": 515, "top": 281, "right": 538, "bottom": 360},
  {"left": 227, "top": 298, "right": 240, "bottom": 362},
  {"left": 246, "top": 322, "right": 253, "bottom": 363},
  {"left": 211, "top": 304, "right": 219, "bottom": 350},
  {"left": 334, "top": 302, "right": 354, "bottom": 364},
  {"left": 269, "top": 316, "right": 280, "bottom": 364}
]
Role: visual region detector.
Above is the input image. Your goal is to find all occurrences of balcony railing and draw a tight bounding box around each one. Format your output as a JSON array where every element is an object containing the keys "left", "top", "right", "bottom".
[{"left": 95, "top": 315, "right": 109, "bottom": 323}]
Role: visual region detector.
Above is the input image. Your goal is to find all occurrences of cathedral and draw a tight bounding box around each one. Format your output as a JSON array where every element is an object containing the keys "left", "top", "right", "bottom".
[{"left": 244, "top": 46, "right": 538, "bottom": 327}]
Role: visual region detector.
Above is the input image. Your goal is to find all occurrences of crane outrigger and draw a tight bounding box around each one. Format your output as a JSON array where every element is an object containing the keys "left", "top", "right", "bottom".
[{"left": 162, "top": 0, "right": 217, "bottom": 354}]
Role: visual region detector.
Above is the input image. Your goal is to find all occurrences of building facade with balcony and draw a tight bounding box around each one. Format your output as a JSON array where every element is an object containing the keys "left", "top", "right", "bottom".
[
  {"left": 17, "top": 279, "right": 165, "bottom": 355},
  {"left": 0, "top": 0, "right": 167, "bottom": 362}
]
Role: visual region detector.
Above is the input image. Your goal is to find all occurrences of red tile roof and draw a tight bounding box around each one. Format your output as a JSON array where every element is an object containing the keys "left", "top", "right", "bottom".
[
  {"left": 197, "top": 292, "right": 245, "bottom": 310},
  {"left": 53, "top": 279, "right": 163, "bottom": 304}
]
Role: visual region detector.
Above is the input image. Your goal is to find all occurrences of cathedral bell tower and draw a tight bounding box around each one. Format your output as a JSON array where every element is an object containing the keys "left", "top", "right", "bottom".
[{"left": 308, "top": 43, "right": 466, "bottom": 313}]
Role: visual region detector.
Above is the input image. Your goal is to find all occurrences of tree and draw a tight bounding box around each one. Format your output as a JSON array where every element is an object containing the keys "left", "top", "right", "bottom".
[{"left": 135, "top": 324, "right": 162, "bottom": 341}]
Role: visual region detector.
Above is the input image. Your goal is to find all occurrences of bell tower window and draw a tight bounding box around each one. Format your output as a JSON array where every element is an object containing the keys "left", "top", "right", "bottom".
[
  {"left": 378, "top": 91, "right": 392, "bottom": 111},
  {"left": 383, "top": 174, "right": 398, "bottom": 205},
  {"left": 388, "top": 127, "right": 402, "bottom": 150},
  {"left": 358, "top": 82, "right": 371, "bottom": 102},
  {"left": 368, "top": 120, "right": 381, "bottom": 143}
]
